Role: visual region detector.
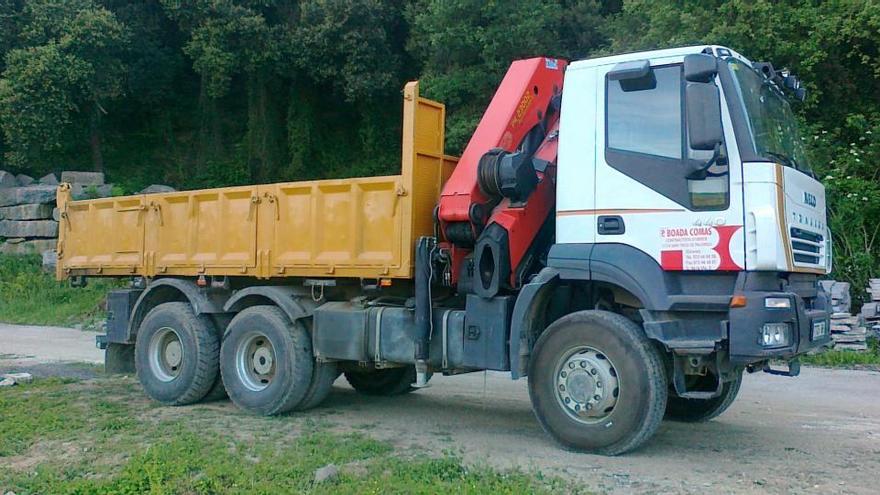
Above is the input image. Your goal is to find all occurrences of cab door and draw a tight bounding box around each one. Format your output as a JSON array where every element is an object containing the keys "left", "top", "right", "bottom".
[
  {"left": 555, "top": 65, "right": 599, "bottom": 246},
  {"left": 592, "top": 55, "right": 745, "bottom": 272}
]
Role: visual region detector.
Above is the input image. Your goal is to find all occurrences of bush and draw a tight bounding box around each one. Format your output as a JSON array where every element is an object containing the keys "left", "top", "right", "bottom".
[{"left": 0, "top": 254, "right": 118, "bottom": 326}]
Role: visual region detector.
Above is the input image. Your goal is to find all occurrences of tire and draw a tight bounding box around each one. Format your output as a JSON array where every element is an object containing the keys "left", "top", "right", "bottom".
[
  {"left": 528, "top": 310, "right": 667, "bottom": 455},
  {"left": 202, "top": 374, "right": 228, "bottom": 402},
  {"left": 134, "top": 302, "right": 220, "bottom": 406},
  {"left": 344, "top": 366, "right": 416, "bottom": 396},
  {"left": 295, "top": 361, "right": 338, "bottom": 411},
  {"left": 665, "top": 370, "right": 742, "bottom": 422},
  {"left": 220, "top": 306, "right": 314, "bottom": 415}
]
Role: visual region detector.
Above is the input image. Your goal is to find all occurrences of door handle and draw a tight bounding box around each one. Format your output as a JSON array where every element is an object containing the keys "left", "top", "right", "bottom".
[{"left": 598, "top": 215, "right": 625, "bottom": 235}]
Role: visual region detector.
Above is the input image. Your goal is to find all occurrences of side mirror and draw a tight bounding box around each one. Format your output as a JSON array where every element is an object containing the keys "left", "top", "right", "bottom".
[
  {"left": 684, "top": 54, "right": 718, "bottom": 83},
  {"left": 685, "top": 80, "right": 724, "bottom": 179}
]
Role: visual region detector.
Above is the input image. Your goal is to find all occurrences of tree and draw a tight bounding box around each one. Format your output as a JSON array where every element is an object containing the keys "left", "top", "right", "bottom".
[
  {"left": 406, "top": 0, "right": 612, "bottom": 152},
  {"left": 0, "top": 0, "right": 128, "bottom": 172}
]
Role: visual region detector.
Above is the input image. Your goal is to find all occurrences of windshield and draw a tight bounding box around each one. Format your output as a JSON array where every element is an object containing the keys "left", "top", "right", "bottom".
[{"left": 727, "top": 58, "right": 811, "bottom": 174}]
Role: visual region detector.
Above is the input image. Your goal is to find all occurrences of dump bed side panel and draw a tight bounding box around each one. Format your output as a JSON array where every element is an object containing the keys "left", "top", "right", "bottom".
[
  {"left": 59, "top": 193, "right": 146, "bottom": 272},
  {"left": 57, "top": 82, "right": 456, "bottom": 281},
  {"left": 262, "top": 176, "right": 403, "bottom": 277}
]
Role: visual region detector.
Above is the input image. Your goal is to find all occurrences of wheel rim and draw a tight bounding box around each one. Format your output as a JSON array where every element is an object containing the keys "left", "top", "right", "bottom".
[
  {"left": 148, "top": 327, "right": 184, "bottom": 382},
  {"left": 554, "top": 346, "right": 620, "bottom": 424},
  {"left": 235, "top": 331, "right": 277, "bottom": 392}
]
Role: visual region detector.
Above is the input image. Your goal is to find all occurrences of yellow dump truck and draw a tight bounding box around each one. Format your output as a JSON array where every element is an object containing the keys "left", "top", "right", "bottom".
[
  {"left": 57, "top": 82, "right": 456, "bottom": 281},
  {"left": 59, "top": 49, "right": 832, "bottom": 455}
]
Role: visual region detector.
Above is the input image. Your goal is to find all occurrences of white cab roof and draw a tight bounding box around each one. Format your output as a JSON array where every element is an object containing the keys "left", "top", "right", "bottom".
[{"left": 568, "top": 45, "right": 753, "bottom": 71}]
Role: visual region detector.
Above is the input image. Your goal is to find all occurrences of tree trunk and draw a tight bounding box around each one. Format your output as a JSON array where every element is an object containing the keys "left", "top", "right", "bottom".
[{"left": 90, "top": 102, "right": 104, "bottom": 173}]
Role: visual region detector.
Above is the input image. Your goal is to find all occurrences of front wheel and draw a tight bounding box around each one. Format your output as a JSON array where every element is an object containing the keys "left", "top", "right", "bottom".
[
  {"left": 665, "top": 371, "right": 743, "bottom": 422},
  {"left": 528, "top": 310, "right": 667, "bottom": 455}
]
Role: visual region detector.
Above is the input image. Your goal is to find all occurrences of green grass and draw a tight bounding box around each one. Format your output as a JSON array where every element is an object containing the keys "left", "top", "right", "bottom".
[
  {"left": 0, "top": 377, "right": 576, "bottom": 494},
  {"left": 800, "top": 336, "right": 880, "bottom": 368},
  {"left": 0, "top": 254, "right": 118, "bottom": 326}
]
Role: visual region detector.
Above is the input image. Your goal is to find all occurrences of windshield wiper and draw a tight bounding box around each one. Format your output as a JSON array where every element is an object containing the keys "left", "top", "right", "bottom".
[
  {"left": 765, "top": 151, "right": 800, "bottom": 171},
  {"left": 765, "top": 151, "right": 815, "bottom": 178}
]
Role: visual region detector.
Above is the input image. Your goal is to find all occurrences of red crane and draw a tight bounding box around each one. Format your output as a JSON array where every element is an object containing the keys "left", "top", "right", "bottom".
[{"left": 437, "top": 57, "right": 568, "bottom": 295}]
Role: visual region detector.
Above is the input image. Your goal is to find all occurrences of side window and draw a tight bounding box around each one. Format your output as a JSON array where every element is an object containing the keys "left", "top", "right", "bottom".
[
  {"left": 604, "top": 63, "right": 729, "bottom": 211},
  {"left": 607, "top": 66, "right": 683, "bottom": 159}
]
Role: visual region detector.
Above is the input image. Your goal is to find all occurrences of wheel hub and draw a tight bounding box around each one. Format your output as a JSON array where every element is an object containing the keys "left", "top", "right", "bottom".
[
  {"left": 148, "top": 327, "right": 184, "bottom": 382},
  {"left": 555, "top": 347, "right": 619, "bottom": 424},
  {"left": 252, "top": 346, "right": 274, "bottom": 375},
  {"left": 236, "top": 332, "right": 276, "bottom": 391}
]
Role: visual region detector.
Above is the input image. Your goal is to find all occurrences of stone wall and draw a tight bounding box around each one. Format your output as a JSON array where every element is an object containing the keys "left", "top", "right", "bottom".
[{"left": 0, "top": 170, "right": 116, "bottom": 264}]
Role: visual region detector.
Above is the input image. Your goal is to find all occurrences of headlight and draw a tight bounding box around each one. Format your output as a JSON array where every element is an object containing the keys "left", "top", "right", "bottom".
[
  {"left": 760, "top": 323, "right": 791, "bottom": 348},
  {"left": 765, "top": 297, "right": 792, "bottom": 309}
]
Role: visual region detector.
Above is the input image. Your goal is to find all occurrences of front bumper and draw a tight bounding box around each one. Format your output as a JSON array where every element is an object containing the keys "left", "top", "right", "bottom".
[{"left": 728, "top": 284, "right": 831, "bottom": 364}]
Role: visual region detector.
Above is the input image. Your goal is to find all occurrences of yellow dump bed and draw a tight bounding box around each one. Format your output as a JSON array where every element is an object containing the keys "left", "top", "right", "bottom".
[{"left": 57, "top": 83, "right": 456, "bottom": 281}]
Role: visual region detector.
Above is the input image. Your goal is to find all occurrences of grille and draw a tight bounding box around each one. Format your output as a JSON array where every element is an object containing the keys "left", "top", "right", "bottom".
[{"left": 790, "top": 227, "right": 824, "bottom": 267}]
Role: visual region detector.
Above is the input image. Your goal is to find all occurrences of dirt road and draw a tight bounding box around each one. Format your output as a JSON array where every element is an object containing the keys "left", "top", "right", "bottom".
[{"left": 2, "top": 323, "right": 878, "bottom": 494}]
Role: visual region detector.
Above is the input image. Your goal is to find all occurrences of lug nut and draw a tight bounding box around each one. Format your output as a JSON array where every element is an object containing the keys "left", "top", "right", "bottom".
[
  {"left": 594, "top": 394, "right": 601, "bottom": 401},
  {"left": 580, "top": 361, "right": 587, "bottom": 368},
  {"left": 558, "top": 384, "right": 565, "bottom": 392},
  {"left": 596, "top": 381, "right": 602, "bottom": 388},
  {"left": 591, "top": 368, "right": 598, "bottom": 375},
  {"left": 561, "top": 371, "right": 567, "bottom": 378},
  {"left": 569, "top": 362, "right": 575, "bottom": 369},
  {"left": 564, "top": 397, "right": 570, "bottom": 404}
]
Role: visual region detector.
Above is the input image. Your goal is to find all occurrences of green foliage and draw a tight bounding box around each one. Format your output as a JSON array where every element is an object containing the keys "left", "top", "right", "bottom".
[
  {"left": 800, "top": 337, "right": 880, "bottom": 368},
  {"left": 407, "top": 0, "right": 610, "bottom": 151},
  {"left": 0, "top": 378, "right": 83, "bottom": 456},
  {"left": 0, "top": 0, "right": 128, "bottom": 172},
  {"left": 0, "top": 254, "right": 118, "bottom": 326}
]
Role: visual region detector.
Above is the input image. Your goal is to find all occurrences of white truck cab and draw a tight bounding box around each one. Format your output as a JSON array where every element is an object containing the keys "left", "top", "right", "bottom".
[
  {"left": 528, "top": 44, "right": 831, "bottom": 396},
  {"left": 557, "top": 45, "right": 829, "bottom": 275}
]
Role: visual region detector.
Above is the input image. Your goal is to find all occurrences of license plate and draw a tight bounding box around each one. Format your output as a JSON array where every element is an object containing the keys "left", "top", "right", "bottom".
[{"left": 812, "top": 320, "right": 828, "bottom": 340}]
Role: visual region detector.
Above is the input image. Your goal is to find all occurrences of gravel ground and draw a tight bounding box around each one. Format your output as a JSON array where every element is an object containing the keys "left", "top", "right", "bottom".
[{"left": 2, "top": 323, "right": 878, "bottom": 494}]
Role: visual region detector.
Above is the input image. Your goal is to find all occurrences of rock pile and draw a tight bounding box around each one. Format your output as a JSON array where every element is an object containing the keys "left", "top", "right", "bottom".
[
  {"left": 820, "top": 280, "right": 869, "bottom": 351},
  {"left": 820, "top": 280, "right": 851, "bottom": 314},
  {"left": 0, "top": 170, "right": 117, "bottom": 261},
  {"left": 0, "top": 172, "right": 60, "bottom": 256},
  {"left": 860, "top": 278, "right": 880, "bottom": 341},
  {"left": 830, "top": 313, "right": 867, "bottom": 351}
]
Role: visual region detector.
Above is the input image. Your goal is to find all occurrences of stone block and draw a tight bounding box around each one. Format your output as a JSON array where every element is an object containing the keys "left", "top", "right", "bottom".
[
  {"left": 0, "top": 185, "right": 57, "bottom": 207},
  {"left": 16, "top": 174, "right": 35, "bottom": 186},
  {"left": 140, "top": 184, "right": 176, "bottom": 194},
  {"left": 61, "top": 171, "right": 104, "bottom": 185},
  {"left": 0, "top": 203, "right": 53, "bottom": 220},
  {"left": 71, "top": 183, "right": 113, "bottom": 200},
  {"left": 39, "top": 173, "right": 59, "bottom": 185},
  {"left": 0, "top": 170, "right": 16, "bottom": 188},
  {"left": 0, "top": 219, "right": 59, "bottom": 238},
  {"left": 0, "top": 238, "right": 56, "bottom": 255},
  {"left": 53, "top": 207, "right": 60, "bottom": 221},
  {"left": 42, "top": 248, "right": 58, "bottom": 271}
]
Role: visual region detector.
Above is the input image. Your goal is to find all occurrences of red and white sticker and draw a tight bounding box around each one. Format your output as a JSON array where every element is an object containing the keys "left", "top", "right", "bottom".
[{"left": 659, "top": 225, "right": 743, "bottom": 271}]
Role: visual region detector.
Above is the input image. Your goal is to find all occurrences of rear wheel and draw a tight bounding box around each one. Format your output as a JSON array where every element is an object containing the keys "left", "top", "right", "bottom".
[
  {"left": 528, "top": 310, "right": 667, "bottom": 455},
  {"left": 665, "top": 371, "right": 743, "bottom": 422},
  {"left": 344, "top": 366, "right": 416, "bottom": 396},
  {"left": 134, "top": 302, "right": 220, "bottom": 405},
  {"left": 220, "top": 306, "right": 313, "bottom": 415}
]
